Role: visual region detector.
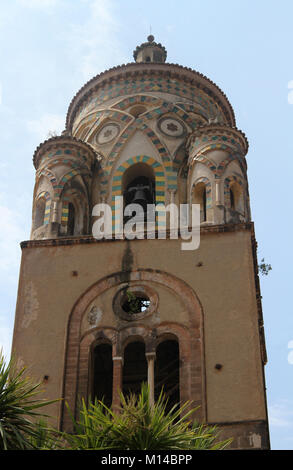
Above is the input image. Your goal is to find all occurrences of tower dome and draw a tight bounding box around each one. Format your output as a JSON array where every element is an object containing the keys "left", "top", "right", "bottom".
[{"left": 29, "top": 36, "right": 251, "bottom": 240}]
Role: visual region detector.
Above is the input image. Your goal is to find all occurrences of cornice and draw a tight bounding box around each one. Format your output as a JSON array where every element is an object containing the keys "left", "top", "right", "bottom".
[
  {"left": 33, "top": 134, "right": 99, "bottom": 169},
  {"left": 21, "top": 222, "right": 254, "bottom": 249},
  {"left": 187, "top": 123, "right": 249, "bottom": 157}
]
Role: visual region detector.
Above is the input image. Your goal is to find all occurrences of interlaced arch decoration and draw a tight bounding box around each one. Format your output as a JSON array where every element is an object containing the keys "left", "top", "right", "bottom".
[
  {"left": 97, "top": 99, "right": 208, "bottom": 198},
  {"left": 35, "top": 169, "right": 57, "bottom": 195},
  {"left": 112, "top": 94, "right": 162, "bottom": 111},
  {"left": 68, "top": 74, "right": 227, "bottom": 127},
  {"left": 191, "top": 152, "right": 247, "bottom": 179},
  {"left": 100, "top": 121, "right": 176, "bottom": 197}
]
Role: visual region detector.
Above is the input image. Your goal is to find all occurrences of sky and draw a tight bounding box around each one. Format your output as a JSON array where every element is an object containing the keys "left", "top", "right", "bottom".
[{"left": 0, "top": 0, "right": 292, "bottom": 450}]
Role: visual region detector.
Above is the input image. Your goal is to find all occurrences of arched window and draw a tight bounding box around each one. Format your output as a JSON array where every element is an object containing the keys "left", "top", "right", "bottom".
[
  {"left": 123, "top": 341, "right": 148, "bottom": 397},
  {"left": 92, "top": 343, "right": 113, "bottom": 408},
  {"left": 192, "top": 182, "right": 207, "bottom": 223},
  {"left": 34, "top": 197, "right": 46, "bottom": 229},
  {"left": 123, "top": 163, "right": 155, "bottom": 223},
  {"left": 230, "top": 188, "right": 235, "bottom": 210},
  {"left": 229, "top": 181, "right": 244, "bottom": 214},
  {"left": 67, "top": 202, "right": 75, "bottom": 235},
  {"left": 155, "top": 339, "right": 180, "bottom": 412}
]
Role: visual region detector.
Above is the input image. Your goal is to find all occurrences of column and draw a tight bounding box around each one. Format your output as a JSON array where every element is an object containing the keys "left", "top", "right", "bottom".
[
  {"left": 215, "top": 180, "right": 221, "bottom": 206},
  {"left": 112, "top": 356, "right": 123, "bottom": 411},
  {"left": 146, "top": 352, "right": 156, "bottom": 406},
  {"left": 49, "top": 199, "right": 60, "bottom": 237}
]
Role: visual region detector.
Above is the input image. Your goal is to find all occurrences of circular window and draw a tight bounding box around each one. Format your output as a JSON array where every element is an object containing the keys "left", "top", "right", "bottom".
[
  {"left": 121, "top": 291, "right": 150, "bottom": 314},
  {"left": 95, "top": 123, "right": 120, "bottom": 145},
  {"left": 113, "top": 284, "right": 158, "bottom": 321},
  {"left": 157, "top": 117, "right": 186, "bottom": 138}
]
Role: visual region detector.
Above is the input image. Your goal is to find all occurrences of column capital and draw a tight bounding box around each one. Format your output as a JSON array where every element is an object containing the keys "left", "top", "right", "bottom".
[
  {"left": 145, "top": 352, "right": 156, "bottom": 360},
  {"left": 113, "top": 356, "right": 124, "bottom": 365}
]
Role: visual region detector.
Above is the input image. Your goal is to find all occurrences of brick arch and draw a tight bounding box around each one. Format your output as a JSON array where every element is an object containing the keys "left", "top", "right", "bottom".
[
  {"left": 120, "top": 328, "right": 149, "bottom": 352},
  {"left": 61, "top": 269, "right": 205, "bottom": 430}
]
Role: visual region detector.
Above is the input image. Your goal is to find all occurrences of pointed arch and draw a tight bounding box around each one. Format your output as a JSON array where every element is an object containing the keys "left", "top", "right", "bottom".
[
  {"left": 54, "top": 168, "right": 90, "bottom": 198},
  {"left": 36, "top": 168, "right": 58, "bottom": 195},
  {"left": 100, "top": 123, "right": 176, "bottom": 198},
  {"left": 215, "top": 153, "right": 247, "bottom": 178}
]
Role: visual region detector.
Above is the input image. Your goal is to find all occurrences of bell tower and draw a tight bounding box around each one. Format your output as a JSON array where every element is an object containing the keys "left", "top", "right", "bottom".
[{"left": 12, "top": 36, "right": 270, "bottom": 449}]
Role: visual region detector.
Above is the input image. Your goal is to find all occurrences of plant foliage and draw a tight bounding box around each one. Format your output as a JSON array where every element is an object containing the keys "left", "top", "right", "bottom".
[
  {"left": 63, "top": 383, "right": 232, "bottom": 450},
  {"left": 0, "top": 351, "right": 57, "bottom": 450}
]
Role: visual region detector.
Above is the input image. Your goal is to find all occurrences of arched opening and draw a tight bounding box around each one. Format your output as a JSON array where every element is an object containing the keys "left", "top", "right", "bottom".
[
  {"left": 122, "top": 341, "right": 148, "bottom": 397},
  {"left": 34, "top": 197, "right": 46, "bottom": 229},
  {"left": 67, "top": 202, "right": 75, "bottom": 235},
  {"left": 192, "top": 182, "right": 207, "bottom": 222},
  {"left": 92, "top": 343, "right": 113, "bottom": 408},
  {"left": 122, "top": 163, "right": 156, "bottom": 223},
  {"left": 155, "top": 340, "right": 180, "bottom": 412},
  {"left": 229, "top": 182, "right": 244, "bottom": 214},
  {"left": 230, "top": 188, "right": 235, "bottom": 210}
]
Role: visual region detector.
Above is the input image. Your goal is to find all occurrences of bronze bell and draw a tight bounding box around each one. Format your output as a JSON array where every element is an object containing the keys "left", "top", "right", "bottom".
[{"left": 128, "top": 184, "right": 150, "bottom": 208}]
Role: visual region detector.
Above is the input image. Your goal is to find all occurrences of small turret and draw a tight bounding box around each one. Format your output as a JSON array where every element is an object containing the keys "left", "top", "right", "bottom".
[{"left": 133, "top": 35, "right": 167, "bottom": 63}]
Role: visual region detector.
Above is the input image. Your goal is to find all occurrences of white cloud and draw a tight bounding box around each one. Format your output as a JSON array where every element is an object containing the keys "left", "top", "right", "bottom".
[
  {"left": 26, "top": 113, "right": 65, "bottom": 142},
  {"left": 0, "top": 316, "right": 13, "bottom": 361},
  {"left": 17, "top": 0, "right": 57, "bottom": 8},
  {"left": 0, "top": 197, "right": 30, "bottom": 360},
  {"left": 288, "top": 340, "right": 293, "bottom": 364},
  {"left": 63, "top": 0, "right": 127, "bottom": 81},
  {"left": 268, "top": 400, "right": 293, "bottom": 428},
  {"left": 0, "top": 202, "right": 27, "bottom": 276}
]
